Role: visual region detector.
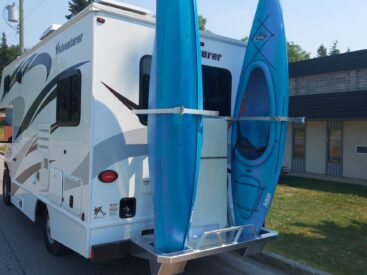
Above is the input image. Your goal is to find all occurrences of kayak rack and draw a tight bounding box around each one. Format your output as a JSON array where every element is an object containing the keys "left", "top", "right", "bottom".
[
  {"left": 130, "top": 226, "right": 278, "bottom": 275},
  {"left": 132, "top": 107, "right": 305, "bottom": 125}
]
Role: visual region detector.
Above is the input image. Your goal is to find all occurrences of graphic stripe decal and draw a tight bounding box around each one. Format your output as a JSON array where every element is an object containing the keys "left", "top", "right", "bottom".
[
  {"left": 50, "top": 122, "right": 59, "bottom": 134},
  {"left": 26, "top": 53, "right": 52, "bottom": 78},
  {"left": 101, "top": 82, "right": 139, "bottom": 110},
  {"left": 16, "top": 163, "right": 41, "bottom": 184},
  {"left": 25, "top": 138, "right": 38, "bottom": 156},
  {"left": 14, "top": 61, "right": 90, "bottom": 140},
  {"left": 2, "top": 52, "right": 53, "bottom": 101},
  {"left": 31, "top": 88, "right": 57, "bottom": 124},
  {"left": 11, "top": 182, "right": 20, "bottom": 195}
]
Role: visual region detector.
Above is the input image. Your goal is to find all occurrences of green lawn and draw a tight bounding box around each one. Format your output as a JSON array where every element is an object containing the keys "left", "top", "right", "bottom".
[{"left": 266, "top": 176, "right": 367, "bottom": 275}]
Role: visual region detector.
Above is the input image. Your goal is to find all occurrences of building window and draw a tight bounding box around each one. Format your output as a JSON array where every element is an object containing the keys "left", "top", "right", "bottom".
[
  {"left": 57, "top": 71, "right": 81, "bottom": 126},
  {"left": 328, "top": 128, "right": 342, "bottom": 163},
  {"left": 293, "top": 127, "right": 305, "bottom": 160},
  {"left": 357, "top": 146, "right": 367, "bottom": 154},
  {"left": 139, "top": 55, "right": 232, "bottom": 126}
]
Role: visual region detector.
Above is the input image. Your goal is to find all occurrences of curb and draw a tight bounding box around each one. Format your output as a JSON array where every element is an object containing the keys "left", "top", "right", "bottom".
[{"left": 250, "top": 250, "right": 332, "bottom": 275}]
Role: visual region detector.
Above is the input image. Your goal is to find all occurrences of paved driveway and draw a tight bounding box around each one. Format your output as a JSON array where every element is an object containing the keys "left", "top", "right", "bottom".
[{"left": 0, "top": 158, "right": 248, "bottom": 275}]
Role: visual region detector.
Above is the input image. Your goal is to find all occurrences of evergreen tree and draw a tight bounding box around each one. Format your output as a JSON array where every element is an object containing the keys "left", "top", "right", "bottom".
[
  {"left": 66, "top": 0, "right": 92, "bottom": 20},
  {"left": 317, "top": 44, "right": 327, "bottom": 57},
  {"left": 329, "top": 41, "right": 341, "bottom": 55},
  {"left": 0, "top": 33, "right": 10, "bottom": 83},
  {"left": 0, "top": 33, "right": 21, "bottom": 84}
]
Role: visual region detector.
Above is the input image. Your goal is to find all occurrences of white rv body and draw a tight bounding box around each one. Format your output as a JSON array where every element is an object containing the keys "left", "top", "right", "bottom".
[{"left": 0, "top": 2, "right": 247, "bottom": 262}]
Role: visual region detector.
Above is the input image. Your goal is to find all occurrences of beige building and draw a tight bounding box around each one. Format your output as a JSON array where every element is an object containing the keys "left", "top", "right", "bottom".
[{"left": 283, "top": 50, "right": 367, "bottom": 181}]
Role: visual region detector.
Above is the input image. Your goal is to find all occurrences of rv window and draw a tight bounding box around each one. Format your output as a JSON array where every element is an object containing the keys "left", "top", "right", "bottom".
[
  {"left": 139, "top": 56, "right": 232, "bottom": 126},
  {"left": 202, "top": 65, "right": 232, "bottom": 116},
  {"left": 57, "top": 71, "right": 81, "bottom": 126},
  {"left": 139, "top": 56, "right": 152, "bottom": 125},
  {"left": 4, "top": 75, "right": 10, "bottom": 94}
]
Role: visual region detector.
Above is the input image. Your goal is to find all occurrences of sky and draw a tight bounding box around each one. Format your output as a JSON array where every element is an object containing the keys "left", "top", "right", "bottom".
[{"left": 0, "top": 0, "right": 366, "bottom": 57}]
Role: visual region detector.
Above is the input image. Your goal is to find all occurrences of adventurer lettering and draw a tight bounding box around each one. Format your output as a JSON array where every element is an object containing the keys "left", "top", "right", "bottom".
[
  {"left": 202, "top": 51, "right": 222, "bottom": 61},
  {"left": 200, "top": 41, "right": 223, "bottom": 61},
  {"left": 56, "top": 33, "right": 83, "bottom": 55}
]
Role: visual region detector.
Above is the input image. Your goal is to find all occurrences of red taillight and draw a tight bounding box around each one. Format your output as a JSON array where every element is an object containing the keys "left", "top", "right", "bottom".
[
  {"left": 97, "top": 17, "right": 106, "bottom": 24},
  {"left": 98, "top": 170, "right": 118, "bottom": 183}
]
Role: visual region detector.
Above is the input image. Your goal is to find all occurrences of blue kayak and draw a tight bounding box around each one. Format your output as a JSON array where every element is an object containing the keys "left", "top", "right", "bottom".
[
  {"left": 231, "top": 0, "right": 288, "bottom": 236},
  {"left": 148, "top": 0, "right": 203, "bottom": 253}
]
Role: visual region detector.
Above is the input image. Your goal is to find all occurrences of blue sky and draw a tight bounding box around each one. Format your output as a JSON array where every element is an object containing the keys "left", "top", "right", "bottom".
[{"left": 1, "top": 0, "right": 366, "bottom": 57}]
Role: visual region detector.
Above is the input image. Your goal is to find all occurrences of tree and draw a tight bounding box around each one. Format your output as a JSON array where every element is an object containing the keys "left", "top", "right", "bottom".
[
  {"left": 317, "top": 44, "right": 327, "bottom": 58},
  {"left": 0, "top": 33, "right": 20, "bottom": 84},
  {"left": 287, "top": 42, "right": 310, "bottom": 62},
  {"left": 198, "top": 15, "right": 207, "bottom": 31},
  {"left": 329, "top": 41, "right": 341, "bottom": 55},
  {"left": 0, "top": 33, "right": 10, "bottom": 83},
  {"left": 66, "top": 0, "right": 92, "bottom": 20}
]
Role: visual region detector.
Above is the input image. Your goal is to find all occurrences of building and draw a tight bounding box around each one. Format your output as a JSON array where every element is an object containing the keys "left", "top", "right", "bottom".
[{"left": 283, "top": 50, "right": 367, "bottom": 181}]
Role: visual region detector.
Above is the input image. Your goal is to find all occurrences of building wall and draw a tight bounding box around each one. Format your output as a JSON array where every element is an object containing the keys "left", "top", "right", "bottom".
[
  {"left": 290, "top": 68, "right": 367, "bottom": 96},
  {"left": 305, "top": 121, "right": 326, "bottom": 174},
  {"left": 284, "top": 119, "right": 367, "bottom": 181},
  {"left": 343, "top": 120, "right": 367, "bottom": 180}
]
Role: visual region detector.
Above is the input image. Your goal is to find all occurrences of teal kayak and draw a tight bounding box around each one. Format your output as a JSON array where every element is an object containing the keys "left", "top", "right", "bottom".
[
  {"left": 148, "top": 0, "right": 203, "bottom": 253},
  {"left": 231, "top": 0, "right": 288, "bottom": 236}
]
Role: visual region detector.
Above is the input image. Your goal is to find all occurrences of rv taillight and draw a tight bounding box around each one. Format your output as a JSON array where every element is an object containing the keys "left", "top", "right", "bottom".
[
  {"left": 97, "top": 17, "right": 105, "bottom": 24},
  {"left": 98, "top": 170, "right": 118, "bottom": 183}
]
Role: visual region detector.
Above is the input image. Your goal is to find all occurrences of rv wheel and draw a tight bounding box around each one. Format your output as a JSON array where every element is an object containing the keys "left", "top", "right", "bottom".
[
  {"left": 2, "top": 169, "right": 11, "bottom": 206},
  {"left": 42, "top": 208, "right": 68, "bottom": 256}
]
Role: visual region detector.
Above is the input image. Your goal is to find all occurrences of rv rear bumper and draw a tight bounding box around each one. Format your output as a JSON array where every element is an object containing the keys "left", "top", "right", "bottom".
[
  {"left": 130, "top": 227, "right": 278, "bottom": 275},
  {"left": 91, "top": 240, "right": 131, "bottom": 262}
]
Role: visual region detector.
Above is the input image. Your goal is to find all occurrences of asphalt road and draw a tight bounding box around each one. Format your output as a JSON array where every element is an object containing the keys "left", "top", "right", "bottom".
[{"left": 0, "top": 159, "right": 251, "bottom": 275}]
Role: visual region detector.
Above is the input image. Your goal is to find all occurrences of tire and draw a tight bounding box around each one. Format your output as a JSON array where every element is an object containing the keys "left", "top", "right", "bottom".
[
  {"left": 2, "top": 169, "right": 11, "bottom": 206},
  {"left": 42, "top": 207, "right": 69, "bottom": 256}
]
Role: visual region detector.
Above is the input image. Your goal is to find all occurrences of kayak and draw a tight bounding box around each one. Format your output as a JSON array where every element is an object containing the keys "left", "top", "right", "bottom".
[
  {"left": 231, "top": 0, "right": 289, "bottom": 236},
  {"left": 148, "top": 0, "right": 203, "bottom": 253}
]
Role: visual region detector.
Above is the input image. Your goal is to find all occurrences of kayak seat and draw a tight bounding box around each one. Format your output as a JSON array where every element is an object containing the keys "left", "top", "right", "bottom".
[{"left": 235, "top": 136, "right": 266, "bottom": 160}]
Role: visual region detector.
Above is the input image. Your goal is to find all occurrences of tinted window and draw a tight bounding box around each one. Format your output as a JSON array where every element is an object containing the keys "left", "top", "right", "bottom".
[
  {"left": 328, "top": 128, "right": 342, "bottom": 163},
  {"left": 357, "top": 146, "right": 367, "bottom": 154},
  {"left": 57, "top": 71, "right": 81, "bottom": 126},
  {"left": 202, "top": 65, "right": 232, "bottom": 116},
  {"left": 139, "top": 55, "right": 232, "bottom": 126},
  {"left": 139, "top": 56, "right": 152, "bottom": 125},
  {"left": 293, "top": 127, "right": 305, "bottom": 160},
  {"left": 4, "top": 75, "right": 10, "bottom": 94}
]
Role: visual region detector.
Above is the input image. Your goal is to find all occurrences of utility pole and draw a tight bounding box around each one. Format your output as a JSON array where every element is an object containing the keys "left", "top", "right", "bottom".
[{"left": 19, "top": 0, "right": 24, "bottom": 54}]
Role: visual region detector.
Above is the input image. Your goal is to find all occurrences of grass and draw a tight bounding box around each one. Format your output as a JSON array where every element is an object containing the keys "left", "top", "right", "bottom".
[{"left": 266, "top": 176, "right": 367, "bottom": 275}]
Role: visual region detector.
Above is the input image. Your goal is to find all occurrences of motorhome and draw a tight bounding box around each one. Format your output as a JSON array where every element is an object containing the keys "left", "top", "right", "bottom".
[{"left": 0, "top": 1, "right": 277, "bottom": 274}]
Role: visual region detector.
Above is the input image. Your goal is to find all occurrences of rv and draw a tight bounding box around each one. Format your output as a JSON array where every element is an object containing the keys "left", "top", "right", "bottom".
[{"left": 0, "top": 1, "right": 277, "bottom": 274}]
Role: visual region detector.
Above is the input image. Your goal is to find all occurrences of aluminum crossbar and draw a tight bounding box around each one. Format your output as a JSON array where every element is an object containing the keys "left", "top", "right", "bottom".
[
  {"left": 132, "top": 107, "right": 219, "bottom": 117},
  {"left": 132, "top": 107, "right": 305, "bottom": 125},
  {"left": 225, "top": 116, "right": 305, "bottom": 124}
]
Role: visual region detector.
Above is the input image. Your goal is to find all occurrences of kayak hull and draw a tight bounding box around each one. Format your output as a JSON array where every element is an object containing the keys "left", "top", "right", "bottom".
[
  {"left": 148, "top": 0, "right": 203, "bottom": 253},
  {"left": 231, "top": 0, "right": 289, "bottom": 236}
]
